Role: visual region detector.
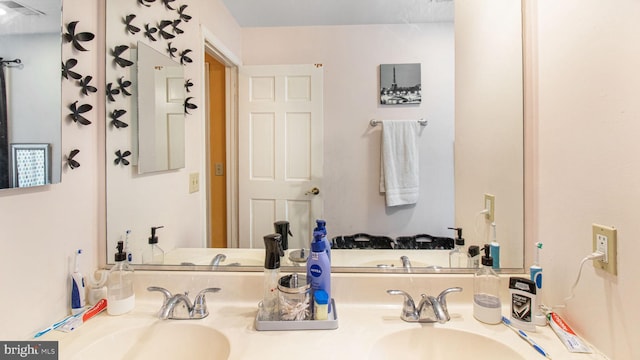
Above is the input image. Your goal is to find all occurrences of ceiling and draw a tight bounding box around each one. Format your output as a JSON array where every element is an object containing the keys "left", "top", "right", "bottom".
[{"left": 221, "top": 0, "right": 454, "bottom": 27}]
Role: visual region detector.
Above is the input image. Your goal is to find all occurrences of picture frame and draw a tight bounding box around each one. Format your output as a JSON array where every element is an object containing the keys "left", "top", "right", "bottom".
[
  {"left": 379, "top": 63, "right": 422, "bottom": 105},
  {"left": 11, "top": 143, "right": 51, "bottom": 188}
]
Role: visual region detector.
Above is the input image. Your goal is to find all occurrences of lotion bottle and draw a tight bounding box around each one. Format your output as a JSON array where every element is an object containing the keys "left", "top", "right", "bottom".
[
  {"left": 314, "top": 219, "right": 332, "bottom": 260},
  {"left": 307, "top": 230, "right": 331, "bottom": 314},
  {"left": 107, "top": 241, "right": 135, "bottom": 315},
  {"left": 473, "top": 244, "right": 501, "bottom": 324},
  {"left": 262, "top": 233, "right": 283, "bottom": 321}
]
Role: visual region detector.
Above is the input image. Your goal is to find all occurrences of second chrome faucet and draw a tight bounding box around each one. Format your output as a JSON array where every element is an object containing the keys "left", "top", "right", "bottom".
[{"left": 387, "top": 287, "right": 462, "bottom": 323}]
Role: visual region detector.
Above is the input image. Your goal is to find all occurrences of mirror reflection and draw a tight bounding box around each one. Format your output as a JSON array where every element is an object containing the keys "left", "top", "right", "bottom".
[
  {"left": 0, "top": 0, "right": 62, "bottom": 189},
  {"left": 105, "top": 0, "right": 524, "bottom": 271},
  {"left": 136, "top": 41, "right": 185, "bottom": 174}
]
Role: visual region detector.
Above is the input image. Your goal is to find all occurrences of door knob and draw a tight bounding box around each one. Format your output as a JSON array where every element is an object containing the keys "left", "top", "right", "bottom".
[{"left": 305, "top": 187, "right": 320, "bottom": 195}]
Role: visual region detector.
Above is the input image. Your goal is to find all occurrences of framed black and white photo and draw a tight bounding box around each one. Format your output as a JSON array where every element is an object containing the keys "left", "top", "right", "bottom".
[{"left": 379, "top": 63, "right": 421, "bottom": 105}]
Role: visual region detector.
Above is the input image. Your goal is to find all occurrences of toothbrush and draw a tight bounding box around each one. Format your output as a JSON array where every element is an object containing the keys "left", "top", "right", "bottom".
[
  {"left": 124, "top": 230, "right": 132, "bottom": 262},
  {"left": 530, "top": 242, "right": 543, "bottom": 289},
  {"left": 34, "top": 311, "right": 84, "bottom": 338},
  {"left": 502, "top": 316, "right": 552, "bottom": 359},
  {"left": 70, "top": 249, "right": 86, "bottom": 315}
]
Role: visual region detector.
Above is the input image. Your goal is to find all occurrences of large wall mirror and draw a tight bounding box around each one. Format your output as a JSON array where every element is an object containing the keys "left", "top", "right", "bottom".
[
  {"left": 105, "top": 0, "right": 524, "bottom": 273},
  {"left": 0, "top": 0, "right": 62, "bottom": 190}
]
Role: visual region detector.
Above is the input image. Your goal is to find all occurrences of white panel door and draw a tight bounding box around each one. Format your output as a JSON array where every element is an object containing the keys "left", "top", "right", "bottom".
[{"left": 239, "top": 64, "right": 323, "bottom": 249}]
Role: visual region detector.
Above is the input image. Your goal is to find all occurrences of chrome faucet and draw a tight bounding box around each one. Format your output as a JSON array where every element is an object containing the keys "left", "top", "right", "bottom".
[
  {"left": 148, "top": 286, "right": 221, "bottom": 320},
  {"left": 400, "top": 256, "right": 412, "bottom": 270},
  {"left": 387, "top": 287, "right": 462, "bottom": 323},
  {"left": 210, "top": 253, "right": 241, "bottom": 267}
]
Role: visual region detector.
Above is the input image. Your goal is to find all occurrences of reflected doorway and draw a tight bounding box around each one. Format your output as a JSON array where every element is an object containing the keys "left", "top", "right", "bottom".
[{"left": 205, "top": 52, "right": 227, "bottom": 248}]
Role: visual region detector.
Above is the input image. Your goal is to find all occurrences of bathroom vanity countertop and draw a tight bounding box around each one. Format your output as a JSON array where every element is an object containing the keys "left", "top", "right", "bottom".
[{"left": 41, "top": 272, "right": 609, "bottom": 360}]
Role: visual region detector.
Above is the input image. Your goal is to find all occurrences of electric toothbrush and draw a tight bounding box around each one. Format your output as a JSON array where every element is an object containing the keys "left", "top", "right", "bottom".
[
  {"left": 70, "top": 249, "right": 86, "bottom": 315},
  {"left": 530, "top": 242, "right": 546, "bottom": 326}
]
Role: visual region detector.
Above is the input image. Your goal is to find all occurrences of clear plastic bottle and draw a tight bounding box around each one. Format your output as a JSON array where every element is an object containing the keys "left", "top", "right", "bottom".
[
  {"left": 261, "top": 234, "right": 283, "bottom": 321},
  {"left": 448, "top": 227, "right": 469, "bottom": 268},
  {"left": 107, "top": 241, "right": 135, "bottom": 315},
  {"left": 473, "top": 244, "right": 501, "bottom": 324}
]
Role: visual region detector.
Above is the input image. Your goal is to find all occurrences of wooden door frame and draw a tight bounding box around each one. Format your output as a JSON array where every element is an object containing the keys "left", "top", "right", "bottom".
[{"left": 202, "top": 26, "right": 241, "bottom": 248}]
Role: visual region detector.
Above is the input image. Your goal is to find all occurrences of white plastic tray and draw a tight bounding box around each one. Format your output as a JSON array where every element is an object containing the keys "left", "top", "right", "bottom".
[{"left": 255, "top": 299, "right": 338, "bottom": 331}]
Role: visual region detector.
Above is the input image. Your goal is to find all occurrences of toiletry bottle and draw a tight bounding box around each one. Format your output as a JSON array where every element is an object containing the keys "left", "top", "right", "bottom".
[
  {"left": 262, "top": 233, "right": 283, "bottom": 321},
  {"left": 509, "top": 277, "right": 537, "bottom": 331},
  {"left": 70, "top": 249, "right": 86, "bottom": 315},
  {"left": 144, "top": 226, "right": 165, "bottom": 264},
  {"left": 529, "top": 242, "right": 546, "bottom": 326},
  {"left": 448, "top": 227, "right": 469, "bottom": 268},
  {"left": 307, "top": 230, "right": 331, "bottom": 314},
  {"left": 473, "top": 244, "right": 501, "bottom": 324},
  {"left": 107, "top": 241, "right": 135, "bottom": 315},
  {"left": 490, "top": 222, "right": 500, "bottom": 269},
  {"left": 314, "top": 219, "right": 332, "bottom": 260},
  {"left": 274, "top": 221, "right": 293, "bottom": 251},
  {"left": 468, "top": 245, "right": 480, "bottom": 268}
]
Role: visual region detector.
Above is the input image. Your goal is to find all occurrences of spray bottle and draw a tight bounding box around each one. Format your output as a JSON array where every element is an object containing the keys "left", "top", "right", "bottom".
[
  {"left": 530, "top": 242, "right": 546, "bottom": 326},
  {"left": 262, "top": 233, "right": 283, "bottom": 321},
  {"left": 70, "top": 249, "right": 86, "bottom": 315}
]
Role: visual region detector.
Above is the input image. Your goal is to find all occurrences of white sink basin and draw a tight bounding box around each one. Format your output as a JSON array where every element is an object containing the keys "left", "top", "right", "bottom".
[
  {"left": 370, "top": 327, "right": 526, "bottom": 360},
  {"left": 70, "top": 322, "right": 230, "bottom": 360}
]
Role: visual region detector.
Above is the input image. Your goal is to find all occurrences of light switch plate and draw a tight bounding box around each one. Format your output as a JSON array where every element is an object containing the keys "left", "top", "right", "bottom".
[
  {"left": 484, "top": 193, "right": 495, "bottom": 222},
  {"left": 189, "top": 172, "right": 199, "bottom": 193},
  {"left": 592, "top": 224, "right": 617, "bottom": 275},
  {"left": 215, "top": 163, "right": 224, "bottom": 176}
]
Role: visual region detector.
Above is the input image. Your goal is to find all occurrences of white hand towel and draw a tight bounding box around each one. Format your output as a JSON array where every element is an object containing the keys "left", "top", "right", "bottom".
[{"left": 379, "top": 120, "right": 420, "bottom": 207}]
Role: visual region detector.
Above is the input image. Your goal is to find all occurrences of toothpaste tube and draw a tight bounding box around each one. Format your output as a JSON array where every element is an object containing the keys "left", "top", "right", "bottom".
[
  {"left": 547, "top": 312, "right": 592, "bottom": 353},
  {"left": 58, "top": 298, "right": 107, "bottom": 333}
]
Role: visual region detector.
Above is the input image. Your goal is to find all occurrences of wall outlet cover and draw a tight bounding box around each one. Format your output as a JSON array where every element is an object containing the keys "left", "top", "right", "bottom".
[{"left": 592, "top": 224, "right": 617, "bottom": 275}]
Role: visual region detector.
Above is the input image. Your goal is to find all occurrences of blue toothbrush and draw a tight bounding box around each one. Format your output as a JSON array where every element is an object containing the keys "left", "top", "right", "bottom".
[{"left": 502, "top": 316, "right": 552, "bottom": 359}]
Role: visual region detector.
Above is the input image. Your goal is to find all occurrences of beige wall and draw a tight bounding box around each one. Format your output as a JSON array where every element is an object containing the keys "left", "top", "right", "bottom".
[
  {"left": 455, "top": 0, "right": 524, "bottom": 268},
  {"left": 534, "top": 0, "right": 640, "bottom": 359}
]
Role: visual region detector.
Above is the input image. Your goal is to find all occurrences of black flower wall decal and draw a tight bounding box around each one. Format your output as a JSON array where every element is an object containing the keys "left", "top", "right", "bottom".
[
  {"left": 117, "top": 77, "right": 132, "bottom": 96},
  {"left": 124, "top": 14, "right": 141, "bottom": 35},
  {"left": 137, "top": 0, "right": 155, "bottom": 7},
  {"left": 106, "top": 83, "right": 120, "bottom": 102},
  {"left": 112, "top": 45, "right": 134, "bottom": 68},
  {"left": 69, "top": 101, "right": 93, "bottom": 125},
  {"left": 63, "top": 21, "right": 95, "bottom": 52},
  {"left": 114, "top": 150, "right": 131, "bottom": 166},
  {"left": 184, "top": 97, "right": 197, "bottom": 114},
  {"left": 177, "top": 5, "right": 192, "bottom": 22},
  {"left": 162, "top": 0, "right": 176, "bottom": 11},
  {"left": 79, "top": 76, "right": 97, "bottom": 95},
  {"left": 144, "top": 24, "right": 158, "bottom": 42},
  {"left": 180, "top": 49, "right": 192, "bottom": 65},
  {"left": 167, "top": 42, "right": 178, "bottom": 58},
  {"left": 157, "top": 20, "right": 175, "bottom": 40},
  {"left": 184, "top": 79, "right": 193, "bottom": 93},
  {"left": 171, "top": 19, "right": 184, "bottom": 35},
  {"left": 67, "top": 149, "right": 80, "bottom": 169},
  {"left": 110, "top": 109, "right": 129, "bottom": 129},
  {"left": 62, "top": 58, "right": 82, "bottom": 80}
]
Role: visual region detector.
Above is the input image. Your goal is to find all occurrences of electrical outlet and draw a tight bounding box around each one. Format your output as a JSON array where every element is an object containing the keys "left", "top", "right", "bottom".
[
  {"left": 484, "top": 193, "right": 495, "bottom": 222},
  {"left": 592, "top": 224, "right": 617, "bottom": 275},
  {"left": 189, "top": 172, "right": 199, "bottom": 193},
  {"left": 215, "top": 162, "right": 224, "bottom": 176}
]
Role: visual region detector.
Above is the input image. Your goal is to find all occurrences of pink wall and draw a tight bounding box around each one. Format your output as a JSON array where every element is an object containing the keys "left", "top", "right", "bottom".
[{"left": 534, "top": 1, "right": 640, "bottom": 358}]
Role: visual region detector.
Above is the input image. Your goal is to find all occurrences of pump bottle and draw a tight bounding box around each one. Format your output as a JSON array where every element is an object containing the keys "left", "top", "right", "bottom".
[
  {"left": 107, "top": 241, "right": 135, "bottom": 315},
  {"left": 473, "top": 244, "right": 501, "bottom": 324},
  {"left": 448, "top": 227, "right": 469, "bottom": 268},
  {"left": 314, "top": 219, "right": 331, "bottom": 260},
  {"left": 144, "top": 226, "right": 165, "bottom": 264},
  {"left": 262, "top": 233, "right": 283, "bottom": 321},
  {"left": 307, "top": 230, "right": 331, "bottom": 314}
]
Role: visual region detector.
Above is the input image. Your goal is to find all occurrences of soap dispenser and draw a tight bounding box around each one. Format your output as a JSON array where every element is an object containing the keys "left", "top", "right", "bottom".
[
  {"left": 473, "top": 244, "right": 501, "bottom": 324},
  {"left": 144, "top": 226, "right": 165, "bottom": 264},
  {"left": 448, "top": 227, "right": 469, "bottom": 268},
  {"left": 107, "top": 241, "right": 135, "bottom": 315},
  {"left": 262, "top": 233, "right": 283, "bottom": 321}
]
